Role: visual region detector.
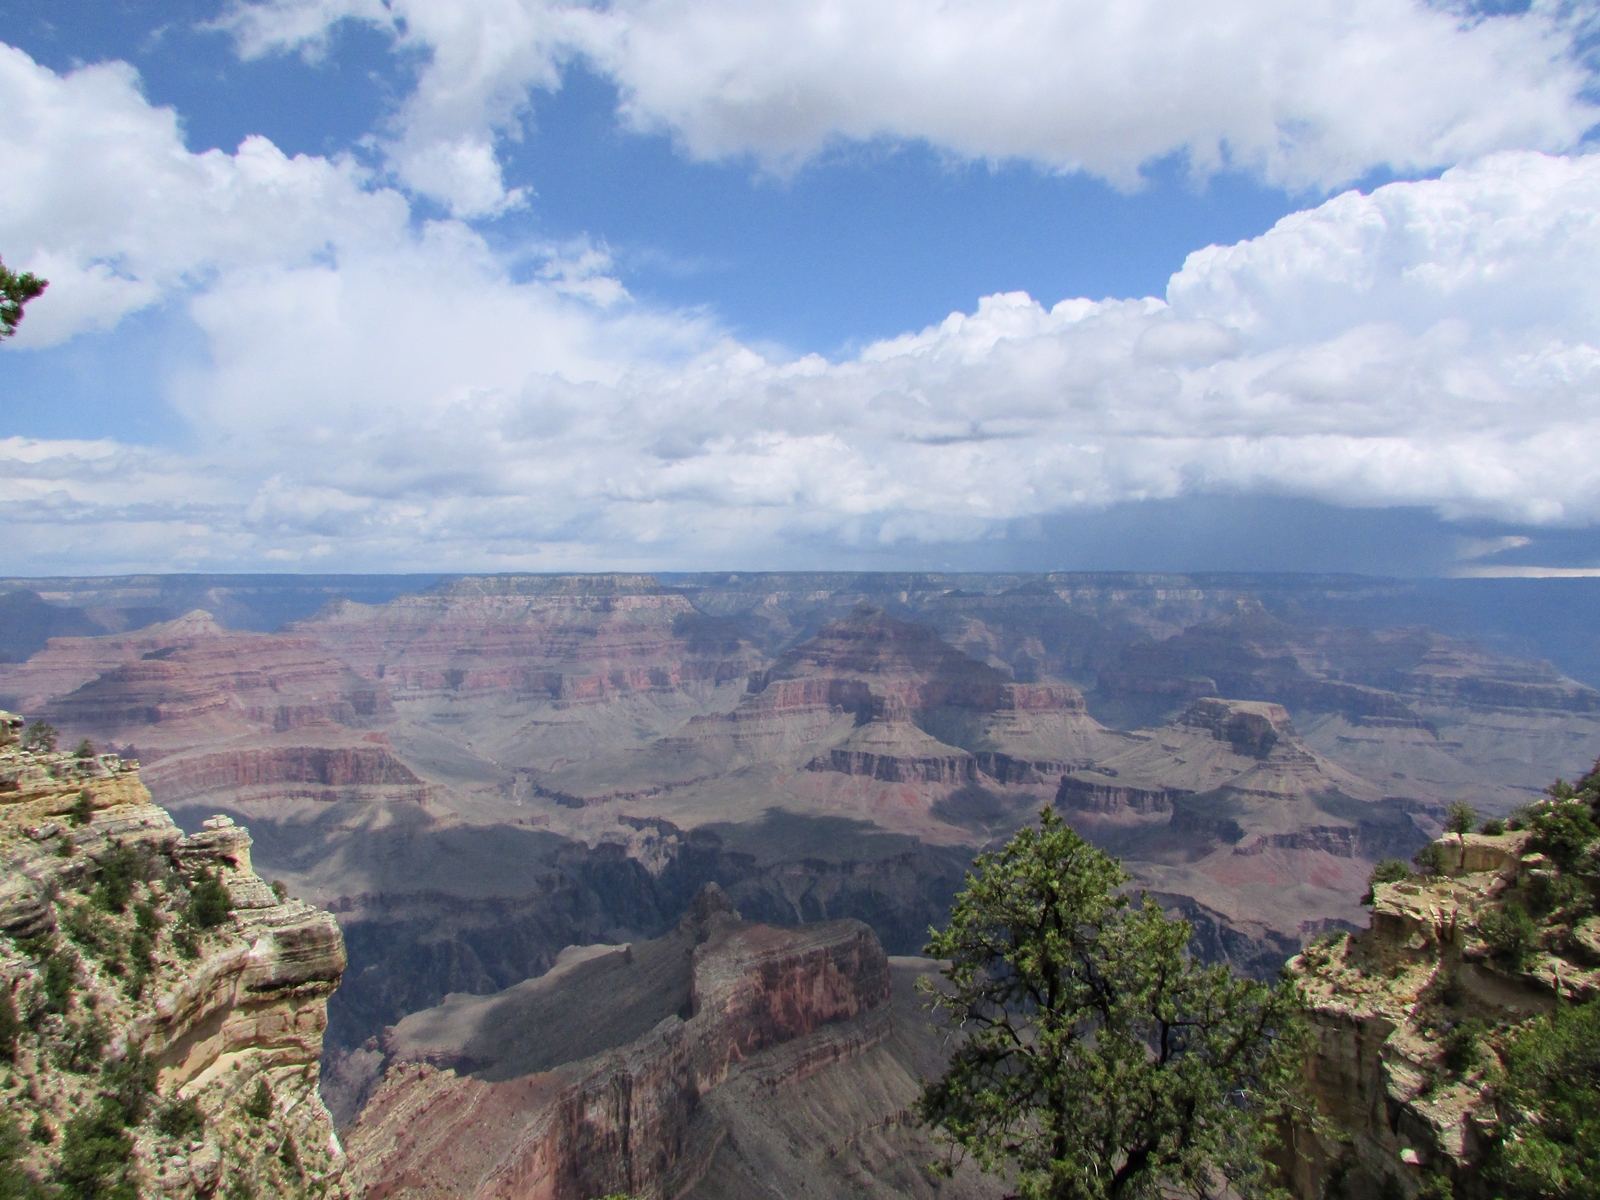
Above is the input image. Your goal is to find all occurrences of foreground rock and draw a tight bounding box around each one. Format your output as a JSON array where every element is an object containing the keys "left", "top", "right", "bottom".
[
  {"left": 0, "top": 714, "right": 347, "bottom": 1197},
  {"left": 347, "top": 885, "right": 997, "bottom": 1200},
  {"left": 1285, "top": 826, "right": 1598, "bottom": 1198}
]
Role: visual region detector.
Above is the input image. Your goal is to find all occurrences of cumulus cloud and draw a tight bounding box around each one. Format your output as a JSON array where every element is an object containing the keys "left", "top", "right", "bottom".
[
  {"left": 4, "top": 41, "right": 1600, "bottom": 570},
  {"left": 218, "top": 0, "right": 1598, "bottom": 215},
  {"left": 0, "top": 43, "right": 413, "bottom": 346}
]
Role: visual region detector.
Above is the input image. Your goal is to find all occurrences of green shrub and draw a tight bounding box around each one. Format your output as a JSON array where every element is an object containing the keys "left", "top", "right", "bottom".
[
  {"left": 54, "top": 837, "right": 74, "bottom": 858},
  {"left": 1488, "top": 997, "right": 1600, "bottom": 1199},
  {"left": 53, "top": 1099, "right": 136, "bottom": 1200},
  {"left": 0, "top": 1117, "right": 53, "bottom": 1199},
  {"left": 26, "top": 1117, "right": 51, "bottom": 1146},
  {"left": 55, "top": 1018, "right": 107, "bottom": 1075},
  {"left": 0, "top": 990, "right": 17, "bottom": 1063},
  {"left": 1362, "top": 858, "right": 1413, "bottom": 904},
  {"left": 1414, "top": 842, "right": 1448, "bottom": 877},
  {"left": 1529, "top": 801, "right": 1599, "bottom": 872},
  {"left": 132, "top": 904, "right": 159, "bottom": 937},
  {"left": 67, "top": 792, "right": 93, "bottom": 829},
  {"left": 278, "top": 1132, "right": 301, "bottom": 1177},
  {"left": 20, "top": 723, "right": 57, "bottom": 754},
  {"left": 72, "top": 740, "right": 93, "bottom": 760},
  {"left": 241, "top": 1077, "right": 273, "bottom": 1121},
  {"left": 89, "top": 844, "right": 149, "bottom": 917},
  {"left": 1527, "top": 872, "right": 1590, "bottom": 920},
  {"left": 270, "top": 881, "right": 288, "bottom": 903},
  {"left": 1445, "top": 801, "right": 1478, "bottom": 837},
  {"left": 171, "top": 927, "right": 199, "bottom": 960},
  {"left": 1481, "top": 817, "right": 1507, "bottom": 836},
  {"left": 185, "top": 870, "right": 233, "bottom": 931},
  {"left": 1442, "top": 1017, "right": 1486, "bottom": 1074},
  {"left": 99, "top": 1054, "right": 156, "bottom": 1126},
  {"left": 62, "top": 906, "right": 114, "bottom": 958},
  {"left": 121, "top": 929, "right": 154, "bottom": 1003},
  {"left": 42, "top": 952, "right": 78, "bottom": 1014},
  {"left": 154, "top": 1097, "right": 204, "bottom": 1142},
  {"left": 1480, "top": 903, "right": 1540, "bottom": 969}
]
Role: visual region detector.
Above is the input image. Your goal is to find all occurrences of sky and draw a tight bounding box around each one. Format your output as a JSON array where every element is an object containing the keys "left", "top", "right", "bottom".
[{"left": 2, "top": 0, "right": 1600, "bottom": 577}]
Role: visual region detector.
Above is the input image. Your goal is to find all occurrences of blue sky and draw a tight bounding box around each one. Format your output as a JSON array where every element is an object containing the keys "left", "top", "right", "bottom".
[{"left": 2, "top": 0, "right": 1599, "bottom": 575}]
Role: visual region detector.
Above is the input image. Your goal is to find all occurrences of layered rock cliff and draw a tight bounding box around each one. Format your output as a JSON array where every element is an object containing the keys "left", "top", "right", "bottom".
[
  {"left": 345, "top": 886, "right": 901, "bottom": 1200},
  {"left": 1285, "top": 798, "right": 1600, "bottom": 1199},
  {"left": 0, "top": 712, "right": 347, "bottom": 1198}
]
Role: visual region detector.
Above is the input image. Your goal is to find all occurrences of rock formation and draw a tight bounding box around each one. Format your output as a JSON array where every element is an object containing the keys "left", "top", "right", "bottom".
[
  {"left": 346, "top": 885, "right": 996, "bottom": 1200},
  {"left": 1285, "top": 817, "right": 1600, "bottom": 1199},
  {"left": 0, "top": 711, "right": 347, "bottom": 1198},
  {"left": 1052, "top": 697, "right": 1438, "bottom": 952},
  {"left": 532, "top": 604, "right": 1120, "bottom": 830}
]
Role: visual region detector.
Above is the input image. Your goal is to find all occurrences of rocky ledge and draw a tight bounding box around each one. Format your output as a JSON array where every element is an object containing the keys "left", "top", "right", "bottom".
[
  {"left": 1284, "top": 826, "right": 1598, "bottom": 1199},
  {"left": 345, "top": 885, "right": 892, "bottom": 1200},
  {"left": 0, "top": 712, "right": 348, "bottom": 1198}
]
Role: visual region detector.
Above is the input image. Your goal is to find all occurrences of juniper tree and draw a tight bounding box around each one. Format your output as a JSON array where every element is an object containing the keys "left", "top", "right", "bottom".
[{"left": 918, "top": 808, "right": 1307, "bottom": 1200}]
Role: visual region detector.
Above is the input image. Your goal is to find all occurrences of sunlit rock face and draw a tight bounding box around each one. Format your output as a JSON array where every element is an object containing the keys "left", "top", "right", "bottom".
[
  {"left": 1284, "top": 830, "right": 1600, "bottom": 1200},
  {"left": 0, "top": 721, "right": 348, "bottom": 1198}
]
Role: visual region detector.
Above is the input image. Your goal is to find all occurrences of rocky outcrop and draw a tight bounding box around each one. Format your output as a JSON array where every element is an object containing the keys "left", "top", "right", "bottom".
[
  {"left": 4, "top": 617, "right": 390, "bottom": 744},
  {"left": 1056, "top": 777, "right": 1185, "bottom": 815},
  {"left": 807, "top": 721, "right": 979, "bottom": 784},
  {"left": 346, "top": 886, "right": 891, "bottom": 1200},
  {"left": 145, "top": 746, "right": 427, "bottom": 803},
  {"left": 0, "top": 720, "right": 348, "bottom": 1198},
  {"left": 1054, "top": 698, "right": 1364, "bottom": 817},
  {"left": 536, "top": 607, "right": 1118, "bottom": 813},
  {"left": 1284, "top": 826, "right": 1600, "bottom": 1200}
]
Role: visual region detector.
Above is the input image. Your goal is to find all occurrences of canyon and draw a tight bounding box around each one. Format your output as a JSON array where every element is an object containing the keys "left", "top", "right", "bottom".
[{"left": 2, "top": 571, "right": 1597, "bottom": 1151}]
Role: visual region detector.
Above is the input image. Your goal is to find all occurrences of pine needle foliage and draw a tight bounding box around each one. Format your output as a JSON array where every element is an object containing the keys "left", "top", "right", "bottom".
[
  {"left": 918, "top": 808, "right": 1307, "bottom": 1200},
  {"left": 0, "top": 260, "right": 45, "bottom": 340}
]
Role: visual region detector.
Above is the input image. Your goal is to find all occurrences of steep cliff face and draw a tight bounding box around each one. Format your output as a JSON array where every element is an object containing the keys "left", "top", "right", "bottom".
[
  {"left": 1285, "top": 825, "right": 1599, "bottom": 1200},
  {"left": 0, "top": 714, "right": 347, "bottom": 1198},
  {"left": 346, "top": 887, "right": 895, "bottom": 1200}
]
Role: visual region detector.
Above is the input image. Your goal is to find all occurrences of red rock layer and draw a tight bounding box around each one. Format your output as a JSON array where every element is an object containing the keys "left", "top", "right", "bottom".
[
  {"left": 145, "top": 746, "right": 425, "bottom": 802},
  {"left": 291, "top": 575, "right": 760, "bottom": 704},
  {"left": 347, "top": 894, "right": 891, "bottom": 1200}
]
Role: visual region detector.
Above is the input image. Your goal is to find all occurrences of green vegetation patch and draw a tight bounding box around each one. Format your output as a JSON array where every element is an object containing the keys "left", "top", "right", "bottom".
[{"left": 1488, "top": 998, "right": 1600, "bottom": 1200}]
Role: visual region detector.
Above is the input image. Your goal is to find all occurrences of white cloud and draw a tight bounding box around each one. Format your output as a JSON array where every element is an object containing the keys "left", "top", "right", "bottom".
[
  {"left": 4, "top": 41, "right": 1600, "bottom": 570},
  {"left": 0, "top": 43, "right": 412, "bottom": 346},
  {"left": 218, "top": 0, "right": 1597, "bottom": 216},
  {"left": 218, "top": 0, "right": 573, "bottom": 217}
]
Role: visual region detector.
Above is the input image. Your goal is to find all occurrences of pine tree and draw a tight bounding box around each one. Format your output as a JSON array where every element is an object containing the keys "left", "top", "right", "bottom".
[{"left": 919, "top": 808, "right": 1307, "bottom": 1200}]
